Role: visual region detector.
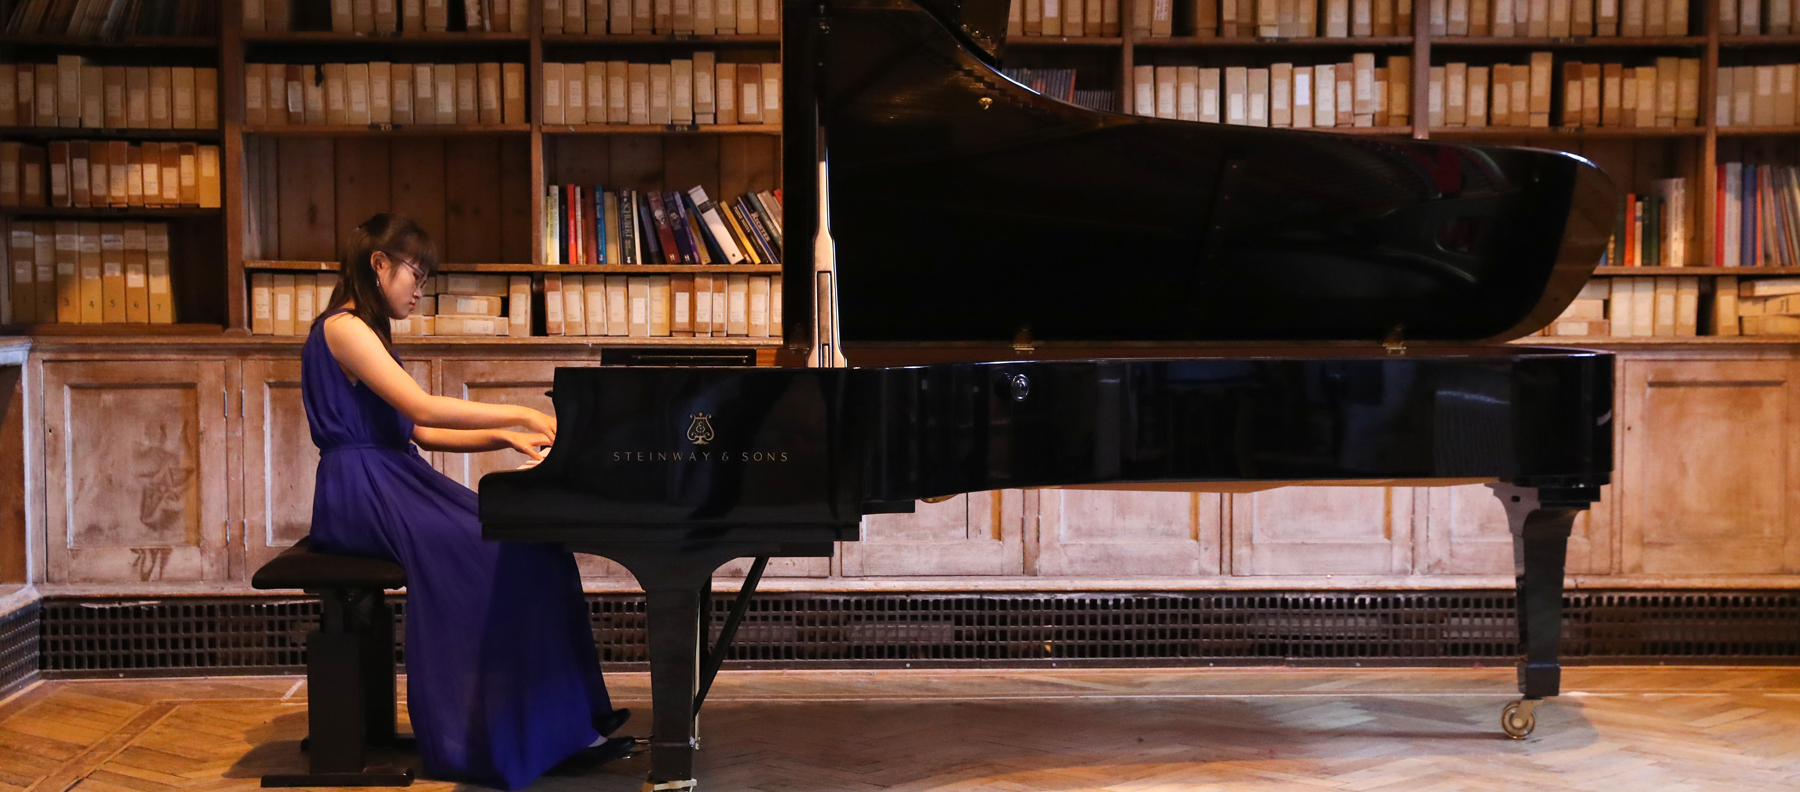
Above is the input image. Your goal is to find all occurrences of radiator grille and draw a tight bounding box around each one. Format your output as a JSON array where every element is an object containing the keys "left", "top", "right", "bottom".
[
  {"left": 31, "top": 591, "right": 1800, "bottom": 676},
  {"left": 0, "top": 601, "right": 40, "bottom": 697}
]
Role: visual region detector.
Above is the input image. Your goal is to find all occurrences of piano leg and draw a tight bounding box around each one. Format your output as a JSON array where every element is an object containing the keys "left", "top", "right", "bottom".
[
  {"left": 1488, "top": 481, "right": 1595, "bottom": 740},
  {"left": 641, "top": 585, "right": 705, "bottom": 790},
  {"left": 574, "top": 538, "right": 838, "bottom": 792}
]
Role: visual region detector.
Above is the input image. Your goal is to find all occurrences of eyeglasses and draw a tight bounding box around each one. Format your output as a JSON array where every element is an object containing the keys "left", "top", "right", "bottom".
[{"left": 380, "top": 253, "right": 425, "bottom": 282}]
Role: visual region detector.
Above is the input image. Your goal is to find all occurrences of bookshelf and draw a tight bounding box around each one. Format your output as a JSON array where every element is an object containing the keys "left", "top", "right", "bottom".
[
  {"left": 1003, "top": 0, "right": 1800, "bottom": 342},
  {"left": 0, "top": 0, "right": 1796, "bottom": 344}
]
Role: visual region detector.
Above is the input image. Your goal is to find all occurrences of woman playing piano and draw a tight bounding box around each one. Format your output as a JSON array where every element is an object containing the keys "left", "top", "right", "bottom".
[{"left": 300, "top": 213, "right": 633, "bottom": 788}]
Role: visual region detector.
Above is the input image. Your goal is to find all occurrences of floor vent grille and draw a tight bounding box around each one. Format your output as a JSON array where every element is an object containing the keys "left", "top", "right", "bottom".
[{"left": 32, "top": 591, "right": 1800, "bottom": 677}]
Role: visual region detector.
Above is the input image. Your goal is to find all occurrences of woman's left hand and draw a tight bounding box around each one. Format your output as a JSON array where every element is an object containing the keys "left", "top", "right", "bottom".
[{"left": 500, "top": 430, "right": 552, "bottom": 462}]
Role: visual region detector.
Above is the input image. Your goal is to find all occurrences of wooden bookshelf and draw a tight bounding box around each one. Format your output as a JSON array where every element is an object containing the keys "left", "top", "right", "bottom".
[
  {"left": 246, "top": 260, "right": 786, "bottom": 274},
  {"left": 1131, "top": 36, "right": 1414, "bottom": 47},
  {"left": 1596, "top": 267, "right": 1800, "bottom": 275},
  {"left": 0, "top": 127, "right": 224, "bottom": 140},
  {"left": 239, "top": 124, "right": 534, "bottom": 136},
  {"left": 1430, "top": 36, "right": 1707, "bottom": 46},
  {"left": 1, "top": 0, "right": 1796, "bottom": 344},
  {"left": 0, "top": 207, "right": 222, "bottom": 217},
  {"left": 539, "top": 124, "right": 783, "bottom": 135},
  {"left": 0, "top": 34, "right": 219, "bottom": 48}
]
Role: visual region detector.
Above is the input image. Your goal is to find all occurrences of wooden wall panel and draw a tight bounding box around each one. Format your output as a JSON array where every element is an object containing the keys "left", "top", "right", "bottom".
[
  {"left": 1621, "top": 359, "right": 1800, "bottom": 575},
  {"left": 1420, "top": 482, "right": 1614, "bottom": 576},
  {"left": 389, "top": 139, "right": 447, "bottom": 261},
  {"left": 499, "top": 138, "right": 534, "bottom": 263},
  {"left": 664, "top": 137, "right": 722, "bottom": 198},
  {"left": 0, "top": 366, "right": 23, "bottom": 583},
  {"left": 1229, "top": 486, "right": 1414, "bottom": 576},
  {"left": 547, "top": 137, "right": 614, "bottom": 191},
  {"left": 841, "top": 491, "right": 1023, "bottom": 577},
  {"left": 610, "top": 137, "right": 666, "bottom": 190},
  {"left": 1031, "top": 489, "right": 1222, "bottom": 577},
  {"left": 42, "top": 361, "right": 227, "bottom": 584},
  {"left": 445, "top": 138, "right": 504, "bottom": 263},
  {"left": 334, "top": 139, "right": 393, "bottom": 254},
  {"left": 276, "top": 139, "right": 336, "bottom": 261}
]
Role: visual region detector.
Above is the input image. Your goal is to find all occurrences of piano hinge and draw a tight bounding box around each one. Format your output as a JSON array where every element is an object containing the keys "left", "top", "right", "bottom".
[
  {"left": 1012, "top": 326, "right": 1035, "bottom": 353},
  {"left": 1383, "top": 325, "right": 1407, "bottom": 356}
]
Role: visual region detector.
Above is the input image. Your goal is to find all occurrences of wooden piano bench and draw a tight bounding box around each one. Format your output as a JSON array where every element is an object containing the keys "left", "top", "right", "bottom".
[{"left": 251, "top": 536, "right": 415, "bottom": 787}]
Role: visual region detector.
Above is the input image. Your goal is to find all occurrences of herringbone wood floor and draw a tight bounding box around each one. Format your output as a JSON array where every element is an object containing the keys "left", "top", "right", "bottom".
[{"left": 3, "top": 667, "right": 1799, "bottom": 791}]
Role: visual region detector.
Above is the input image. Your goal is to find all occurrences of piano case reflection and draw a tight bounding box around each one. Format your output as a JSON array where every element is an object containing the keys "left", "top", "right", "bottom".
[{"left": 480, "top": 0, "right": 1617, "bottom": 788}]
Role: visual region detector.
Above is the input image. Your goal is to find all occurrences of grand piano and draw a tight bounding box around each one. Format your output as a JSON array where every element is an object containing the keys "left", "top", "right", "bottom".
[{"left": 480, "top": 0, "right": 1617, "bottom": 789}]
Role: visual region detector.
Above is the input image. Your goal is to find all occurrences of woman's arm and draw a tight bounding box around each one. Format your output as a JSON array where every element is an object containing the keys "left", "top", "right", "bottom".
[
  {"left": 412, "top": 426, "right": 550, "bottom": 458},
  {"left": 324, "top": 313, "right": 556, "bottom": 440}
]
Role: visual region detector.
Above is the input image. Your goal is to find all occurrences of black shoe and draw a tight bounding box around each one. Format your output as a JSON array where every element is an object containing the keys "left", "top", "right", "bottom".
[
  {"left": 595, "top": 707, "right": 632, "bottom": 737},
  {"left": 547, "top": 736, "right": 637, "bottom": 775}
]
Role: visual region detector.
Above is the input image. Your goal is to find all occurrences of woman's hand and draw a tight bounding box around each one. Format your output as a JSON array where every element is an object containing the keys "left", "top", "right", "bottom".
[
  {"left": 514, "top": 407, "right": 557, "bottom": 444},
  {"left": 499, "top": 430, "right": 552, "bottom": 462}
]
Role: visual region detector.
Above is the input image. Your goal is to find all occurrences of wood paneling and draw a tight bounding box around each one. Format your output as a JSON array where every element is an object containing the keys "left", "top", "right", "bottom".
[
  {"left": 1031, "top": 489, "right": 1222, "bottom": 577},
  {"left": 275, "top": 139, "right": 336, "bottom": 262},
  {"left": 0, "top": 365, "right": 23, "bottom": 583},
  {"left": 1621, "top": 359, "right": 1800, "bottom": 575},
  {"left": 1421, "top": 482, "right": 1615, "bottom": 576},
  {"left": 42, "top": 360, "right": 227, "bottom": 584},
  {"left": 1229, "top": 486, "right": 1414, "bottom": 576},
  {"left": 332, "top": 138, "right": 393, "bottom": 247},
  {"left": 841, "top": 491, "right": 1023, "bottom": 577}
]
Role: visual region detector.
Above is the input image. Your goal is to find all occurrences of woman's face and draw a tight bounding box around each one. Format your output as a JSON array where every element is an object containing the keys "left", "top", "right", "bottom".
[{"left": 371, "top": 250, "right": 424, "bottom": 319}]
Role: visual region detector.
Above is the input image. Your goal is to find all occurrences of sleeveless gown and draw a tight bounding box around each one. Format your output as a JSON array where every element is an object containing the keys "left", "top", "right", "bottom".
[{"left": 301, "top": 309, "right": 613, "bottom": 789}]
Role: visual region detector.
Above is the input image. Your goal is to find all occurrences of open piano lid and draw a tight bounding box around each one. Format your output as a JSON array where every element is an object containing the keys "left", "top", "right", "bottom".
[{"left": 787, "top": 0, "right": 1618, "bottom": 347}]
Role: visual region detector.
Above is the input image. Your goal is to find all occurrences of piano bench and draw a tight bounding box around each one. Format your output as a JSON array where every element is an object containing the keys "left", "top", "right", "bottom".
[{"left": 251, "top": 536, "right": 414, "bottom": 787}]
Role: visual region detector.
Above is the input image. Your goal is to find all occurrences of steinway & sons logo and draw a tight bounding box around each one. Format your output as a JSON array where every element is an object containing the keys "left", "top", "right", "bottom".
[
  {"left": 686, "top": 413, "right": 715, "bottom": 444},
  {"left": 609, "top": 411, "right": 792, "bottom": 463}
]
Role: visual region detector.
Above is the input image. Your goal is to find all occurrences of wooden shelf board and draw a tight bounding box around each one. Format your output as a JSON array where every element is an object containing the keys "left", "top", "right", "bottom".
[
  {"left": 240, "top": 124, "right": 532, "bottom": 136},
  {"left": 245, "top": 261, "right": 786, "bottom": 274},
  {"left": 1512, "top": 335, "right": 1800, "bottom": 345},
  {"left": 1718, "top": 126, "right": 1800, "bottom": 137},
  {"left": 1595, "top": 266, "right": 1800, "bottom": 275},
  {"left": 0, "top": 206, "right": 219, "bottom": 217},
  {"left": 1133, "top": 36, "right": 1413, "bottom": 47},
  {"left": 540, "top": 33, "right": 781, "bottom": 45},
  {"left": 239, "top": 31, "right": 530, "bottom": 43},
  {"left": 1433, "top": 35, "right": 1706, "bottom": 47},
  {"left": 541, "top": 123, "right": 782, "bottom": 135},
  {"left": 0, "top": 126, "right": 222, "bottom": 140},
  {"left": 1006, "top": 36, "right": 1127, "bottom": 46},
  {"left": 1719, "top": 33, "right": 1800, "bottom": 47},
  {"left": 0, "top": 324, "right": 222, "bottom": 336},
  {"left": 0, "top": 34, "right": 218, "bottom": 48},
  {"left": 392, "top": 336, "right": 784, "bottom": 345},
  {"left": 1430, "top": 125, "right": 1705, "bottom": 138}
]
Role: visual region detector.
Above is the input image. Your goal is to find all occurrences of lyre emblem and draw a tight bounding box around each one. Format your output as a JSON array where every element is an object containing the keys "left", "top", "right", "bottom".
[{"left": 686, "top": 413, "right": 715, "bottom": 445}]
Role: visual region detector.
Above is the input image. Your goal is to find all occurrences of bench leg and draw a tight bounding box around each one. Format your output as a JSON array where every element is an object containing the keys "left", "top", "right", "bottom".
[{"left": 263, "top": 589, "right": 412, "bottom": 788}]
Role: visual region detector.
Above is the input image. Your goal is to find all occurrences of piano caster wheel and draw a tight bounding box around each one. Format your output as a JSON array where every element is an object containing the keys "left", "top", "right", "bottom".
[{"left": 1501, "top": 699, "right": 1539, "bottom": 740}]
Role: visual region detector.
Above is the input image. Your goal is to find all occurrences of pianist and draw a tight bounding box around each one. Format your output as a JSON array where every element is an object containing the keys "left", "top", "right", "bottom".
[{"left": 301, "top": 213, "right": 633, "bottom": 788}]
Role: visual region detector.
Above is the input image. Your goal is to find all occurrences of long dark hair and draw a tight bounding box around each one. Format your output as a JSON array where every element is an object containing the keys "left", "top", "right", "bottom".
[{"left": 317, "top": 212, "right": 438, "bottom": 352}]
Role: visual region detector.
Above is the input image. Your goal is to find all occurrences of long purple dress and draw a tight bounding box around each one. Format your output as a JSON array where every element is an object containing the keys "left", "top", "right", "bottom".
[{"left": 302, "top": 309, "right": 612, "bottom": 790}]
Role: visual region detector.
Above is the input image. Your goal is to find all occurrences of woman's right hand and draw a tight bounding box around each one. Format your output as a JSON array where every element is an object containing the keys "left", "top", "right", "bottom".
[{"left": 516, "top": 406, "right": 557, "bottom": 444}]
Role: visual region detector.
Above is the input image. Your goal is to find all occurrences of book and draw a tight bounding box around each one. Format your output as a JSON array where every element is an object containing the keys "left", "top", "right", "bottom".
[
  {"left": 585, "top": 274, "right": 608, "bottom": 335},
  {"left": 509, "top": 275, "right": 533, "bottom": 337}
]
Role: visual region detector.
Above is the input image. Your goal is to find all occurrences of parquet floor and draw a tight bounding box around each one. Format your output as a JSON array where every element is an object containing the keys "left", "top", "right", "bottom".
[{"left": 3, "top": 667, "right": 1800, "bottom": 791}]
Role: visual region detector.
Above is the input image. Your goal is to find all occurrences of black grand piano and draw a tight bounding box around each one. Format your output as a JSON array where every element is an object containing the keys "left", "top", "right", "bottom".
[{"left": 481, "top": 0, "right": 1616, "bottom": 788}]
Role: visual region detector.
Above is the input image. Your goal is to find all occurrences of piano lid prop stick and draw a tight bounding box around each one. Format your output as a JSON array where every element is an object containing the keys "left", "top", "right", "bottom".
[{"left": 810, "top": 126, "right": 848, "bottom": 368}]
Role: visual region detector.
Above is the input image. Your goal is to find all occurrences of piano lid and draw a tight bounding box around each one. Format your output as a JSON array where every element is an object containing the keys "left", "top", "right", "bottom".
[{"left": 790, "top": 0, "right": 1617, "bottom": 348}]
